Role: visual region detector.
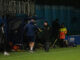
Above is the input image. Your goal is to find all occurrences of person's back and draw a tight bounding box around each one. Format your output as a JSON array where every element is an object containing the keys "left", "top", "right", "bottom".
[
  {"left": 52, "top": 19, "right": 60, "bottom": 38},
  {"left": 25, "top": 22, "right": 37, "bottom": 36},
  {"left": 24, "top": 19, "right": 38, "bottom": 52}
]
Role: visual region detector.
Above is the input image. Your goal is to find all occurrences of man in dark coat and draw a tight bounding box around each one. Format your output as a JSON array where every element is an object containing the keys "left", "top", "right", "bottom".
[
  {"left": 52, "top": 19, "right": 60, "bottom": 47},
  {"left": 24, "top": 19, "right": 38, "bottom": 52},
  {"left": 0, "top": 23, "right": 10, "bottom": 55},
  {"left": 43, "top": 21, "right": 51, "bottom": 52}
]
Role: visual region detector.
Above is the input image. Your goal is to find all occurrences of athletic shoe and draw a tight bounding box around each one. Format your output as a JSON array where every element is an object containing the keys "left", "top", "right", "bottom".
[{"left": 4, "top": 51, "right": 10, "bottom": 56}]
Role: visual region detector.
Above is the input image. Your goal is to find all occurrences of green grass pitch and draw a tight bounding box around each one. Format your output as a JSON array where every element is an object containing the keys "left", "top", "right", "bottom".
[{"left": 0, "top": 46, "right": 80, "bottom": 60}]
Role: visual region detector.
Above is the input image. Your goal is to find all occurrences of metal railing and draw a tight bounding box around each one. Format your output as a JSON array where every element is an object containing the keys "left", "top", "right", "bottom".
[{"left": 0, "top": 0, "right": 35, "bottom": 16}]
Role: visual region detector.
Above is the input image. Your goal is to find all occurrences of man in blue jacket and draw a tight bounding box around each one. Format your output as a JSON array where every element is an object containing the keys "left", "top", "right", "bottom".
[{"left": 24, "top": 19, "right": 38, "bottom": 52}]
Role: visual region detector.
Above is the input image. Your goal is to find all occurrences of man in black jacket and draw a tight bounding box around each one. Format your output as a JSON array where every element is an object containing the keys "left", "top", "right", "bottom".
[
  {"left": 52, "top": 19, "right": 60, "bottom": 47},
  {"left": 43, "top": 21, "right": 51, "bottom": 52},
  {"left": 0, "top": 23, "right": 10, "bottom": 56}
]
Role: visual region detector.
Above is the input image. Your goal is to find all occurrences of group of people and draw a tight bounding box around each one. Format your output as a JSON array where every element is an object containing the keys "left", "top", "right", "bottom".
[
  {"left": 24, "top": 19, "right": 67, "bottom": 52},
  {"left": 0, "top": 18, "right": 67, "bottom": 55}
]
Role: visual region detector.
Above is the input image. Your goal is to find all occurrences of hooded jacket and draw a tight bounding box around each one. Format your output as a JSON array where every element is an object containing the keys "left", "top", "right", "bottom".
[{"left": 25, "top": 22, "right": 38, "bottom": 36}]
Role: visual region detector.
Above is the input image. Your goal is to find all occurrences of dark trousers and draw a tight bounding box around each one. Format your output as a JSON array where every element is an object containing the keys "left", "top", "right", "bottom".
[
  {"left": 44, "top": 42, "right": 50, "bottom": 52},
  {"left": 59, "top": 39, "right": 64, "bottom": 47},
  {"left": 0, "top": 34, "right": 9, "bottom": 52}
]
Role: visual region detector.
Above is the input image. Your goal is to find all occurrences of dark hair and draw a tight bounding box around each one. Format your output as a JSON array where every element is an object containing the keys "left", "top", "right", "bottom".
[
  {"left": 56, "top": 19, "right": 59, "bottom": 21},
  {"left": 44, "top": 21, "right": 48, "bottom": 23}
]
